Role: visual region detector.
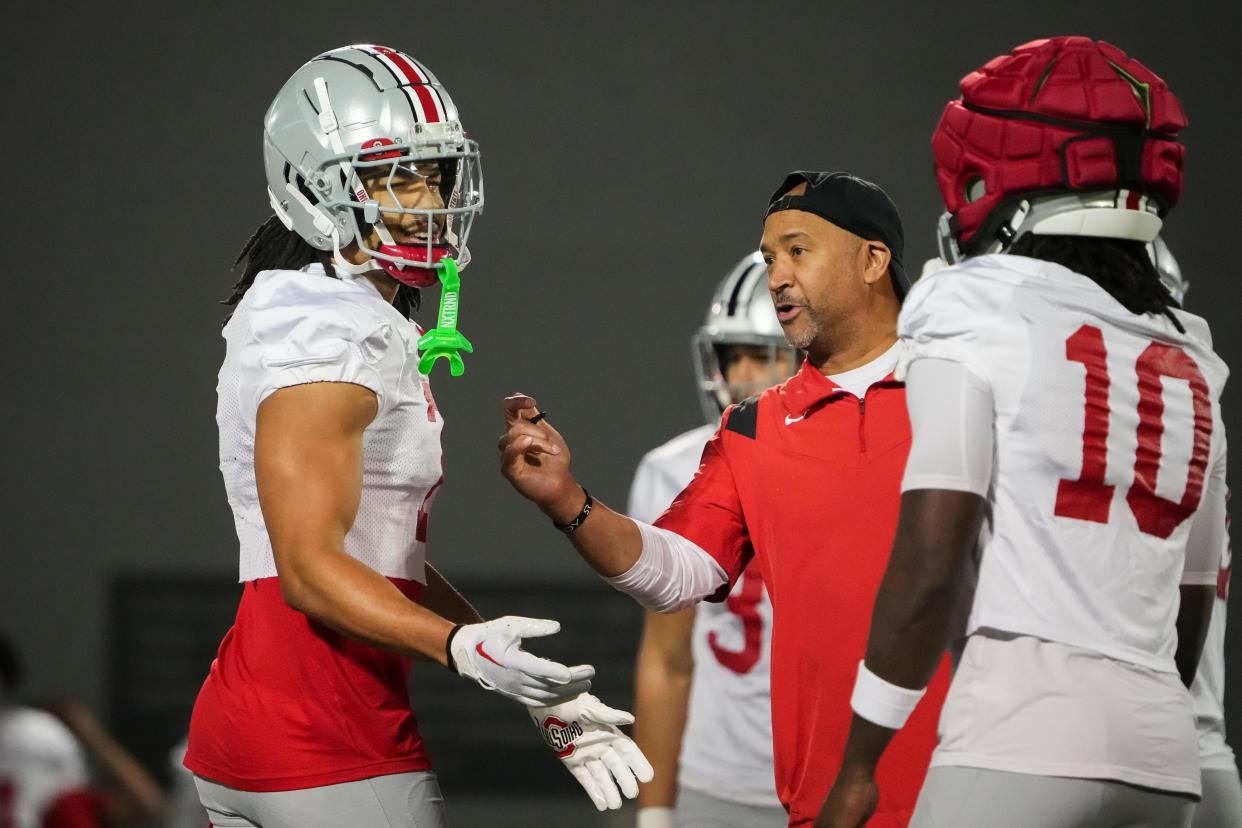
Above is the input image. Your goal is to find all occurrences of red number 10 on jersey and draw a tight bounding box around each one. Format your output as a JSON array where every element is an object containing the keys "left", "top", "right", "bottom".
[{"left": 1055, "top": 324, "right": 1213, "bottom": 539}]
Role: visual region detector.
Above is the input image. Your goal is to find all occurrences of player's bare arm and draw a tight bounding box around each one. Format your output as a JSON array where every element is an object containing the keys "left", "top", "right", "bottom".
[
  {"left": 256, "top": 380, "right": 459, "bottom": 664},
  {"left": 633, "top": 608, "right": 695, "bottom": 811},
  {"left": 816, "top": 488, "right": 985, "bottom": 828},
  {"left": 499, "top": 393, "right": 644, "bottom": 577}
]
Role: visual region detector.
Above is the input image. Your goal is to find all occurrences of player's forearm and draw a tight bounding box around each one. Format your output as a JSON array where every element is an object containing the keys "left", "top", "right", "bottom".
[
  {"left": 422, "top": 562, "right": 484, "bottom": 625},
  {"left": 862, "top": 490, "right": 982, "bottom": 690},
  {"left": 544, "top": 491, "right": 645, "bottom": 578},
  {"left": 633, "top": 641, "right": 692, "bottom": 806},
  {"left": 279, "top": 547, "right": 455, "bottom": 664}
]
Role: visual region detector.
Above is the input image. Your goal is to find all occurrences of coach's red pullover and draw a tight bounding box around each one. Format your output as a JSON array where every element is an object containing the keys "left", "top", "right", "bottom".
[{"left": 656, "top": 358, "right": 951, "bottom": 827}]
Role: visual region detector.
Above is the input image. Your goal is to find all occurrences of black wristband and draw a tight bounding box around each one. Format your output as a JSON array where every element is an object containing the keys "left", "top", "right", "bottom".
[
  {"left": 445, "top": 624, "right": 464, "bottom": 673},
  {"left": 553, "top": 488, "right": 594, "bottom": 534}
]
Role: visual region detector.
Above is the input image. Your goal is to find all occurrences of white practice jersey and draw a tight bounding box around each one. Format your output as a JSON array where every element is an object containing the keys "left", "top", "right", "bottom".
[
  {"left": 217, "top": 265, "right": 444, "bottom": 583},
  {"left": 1191, "top": 545, "right": 1235, "bottom": 772},
  {"left": 901, "top": 254, "right": 1229, "bottom": 795},
  {"left": 628, "top": 424, "right": 781, "bottom": 808},
  {"left": 0, "top": 707, "right": 88, "bottom": 828},
  {"left": 902, "top": 253, "right": 1228, "bottom": 672}
]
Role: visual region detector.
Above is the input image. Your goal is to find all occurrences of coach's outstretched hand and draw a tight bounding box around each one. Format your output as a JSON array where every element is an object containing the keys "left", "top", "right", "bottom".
[
  {"left": 449, "top": 616, "right": 595, "bottom": 707},
  {"left": 529, "top": 693, "right": 655, "bottom": 811},
  {"left": 499, "top": 394, "right": 582, "bottom": 519}
]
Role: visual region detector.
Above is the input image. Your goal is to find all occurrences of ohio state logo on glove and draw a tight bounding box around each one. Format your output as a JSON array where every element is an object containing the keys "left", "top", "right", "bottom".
[
  {"left": 527, "top": 693, "right": 654, "bottom": 812},
  {"left": 540, "top": 715, "right": 584, "bottom": 757}
]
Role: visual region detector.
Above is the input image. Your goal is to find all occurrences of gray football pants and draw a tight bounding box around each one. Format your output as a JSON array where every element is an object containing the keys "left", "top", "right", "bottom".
[
  {"left": 194, "top": 772, "right": 449, "bottom": 828},
  {"left": 675, "top": 787, "right": 788, "bottom": 828},
  {"left": 1193, "top": 768, "right": 1242, "bottom": 828},
  {"left": 910, "top": 767, "right": 1196, "bottom": 828}
]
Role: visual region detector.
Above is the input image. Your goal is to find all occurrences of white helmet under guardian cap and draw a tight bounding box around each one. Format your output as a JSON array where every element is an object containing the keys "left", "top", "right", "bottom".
[
  {"left": 1149, "top": 236, "right": 1186, "bottom": 305},
  {"left": 262, "top": 45, "right": 483, "bottom": 287},
  {"left": 692, "top": 252, "right": 796, "bottom": 424}
]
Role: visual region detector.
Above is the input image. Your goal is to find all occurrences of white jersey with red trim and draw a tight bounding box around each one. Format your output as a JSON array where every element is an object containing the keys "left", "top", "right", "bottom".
[
  {"left": 628, "top": 425, "right": 781, "bottom": 808},
  {"left": 0, "top": 707, "right": 88, "bottom": 828},
  {"left": 1191, "top": 546, "right": 1235, "bottom": 772},
  {"left": 901, "top": 253, "right": 1228, "bottom": 673},
  {"left": 217, "top": 264, "right": 444, "bottom": 583}
]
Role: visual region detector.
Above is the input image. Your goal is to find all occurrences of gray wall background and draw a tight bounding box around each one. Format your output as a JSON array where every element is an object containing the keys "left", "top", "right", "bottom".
[{"left": 2, "top": 0, "right": 1239, "bottom": 791}]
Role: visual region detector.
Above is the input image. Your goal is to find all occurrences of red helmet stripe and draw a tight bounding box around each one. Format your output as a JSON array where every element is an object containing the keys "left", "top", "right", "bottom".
[{"left": 369, "top": 45, "right": 442, "bottom": 123}]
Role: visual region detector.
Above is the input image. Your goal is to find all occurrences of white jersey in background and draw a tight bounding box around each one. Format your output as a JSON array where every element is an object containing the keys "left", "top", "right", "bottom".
[
  {"left": 628, "top": 425, "right": 781, "bottom": 809},
  {"left": 899, "top": 253, "right": 1229, "bottom": 797},
  {"left": 1192, "top": 530, "right": 1234, "bottom": 771},
  {"left": 0, "top": 707, "right": 89, "bottom": 828},
  {"left": 1190, "top": 545, "right": 1241, "bottom": 828}
]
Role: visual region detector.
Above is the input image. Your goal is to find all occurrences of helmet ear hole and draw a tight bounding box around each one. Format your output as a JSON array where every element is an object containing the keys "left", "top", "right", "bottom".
[{"left": 964, "top": 176, "right": 987, "bottom": 204}]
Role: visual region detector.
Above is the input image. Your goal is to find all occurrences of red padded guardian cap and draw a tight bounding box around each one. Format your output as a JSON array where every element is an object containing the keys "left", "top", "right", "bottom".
[{"left": 932, "top": 36, "right": 1186, "bottom": 250}]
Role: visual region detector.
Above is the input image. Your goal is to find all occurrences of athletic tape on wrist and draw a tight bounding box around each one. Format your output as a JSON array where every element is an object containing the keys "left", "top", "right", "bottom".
[{"left": 850, "top": 660, "right": 926, "bottom": 730}]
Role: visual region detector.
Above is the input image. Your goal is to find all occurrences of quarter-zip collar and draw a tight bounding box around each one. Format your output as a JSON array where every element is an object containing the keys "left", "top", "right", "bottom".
[{"left": 778, "top": 342, "right": 904, "bottom": 420}]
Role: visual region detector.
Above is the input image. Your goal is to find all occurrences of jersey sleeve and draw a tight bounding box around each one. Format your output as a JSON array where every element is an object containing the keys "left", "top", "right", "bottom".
[
  {"left": 239, "top": 272, "right": 397, "bottom": 417},
  {"left": 1183, "top": 431, "right": 1228, "bottom": 586},
  {"left": 901, "top": 358, "right": 995, "bottom": 496},
  {"left": 653, "top": 419, "right": 752, "bottom": 599},
  {"left": 897, "top": 265, "right": 1011, "bottom": 383}
]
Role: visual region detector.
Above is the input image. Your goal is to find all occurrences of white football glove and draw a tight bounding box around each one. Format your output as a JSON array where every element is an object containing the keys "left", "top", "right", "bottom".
[
  {"left": 448, "top": 616, "right": 594, "bottom": 707},
  {"left": 529, "top": 693, "right": 655, "bottom": 811}
]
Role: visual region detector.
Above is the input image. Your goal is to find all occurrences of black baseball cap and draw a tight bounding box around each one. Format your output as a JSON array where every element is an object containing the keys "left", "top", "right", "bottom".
[{"left": 765, "top": 171, "right": 910, "bottom": 297}]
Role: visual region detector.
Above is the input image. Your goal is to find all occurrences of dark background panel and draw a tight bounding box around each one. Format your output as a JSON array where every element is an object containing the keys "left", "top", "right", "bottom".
[{"left": 1, "top": 0, "right": 1238, "bottom": 812}]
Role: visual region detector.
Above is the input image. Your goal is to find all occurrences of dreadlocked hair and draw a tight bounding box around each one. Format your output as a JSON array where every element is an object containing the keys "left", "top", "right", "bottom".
[
  {"left": 1007, "top": 234, "right": 1184, "bottom": 334},
  {"left": 223, "top": 215, "right": 421, "bottom": 319}
]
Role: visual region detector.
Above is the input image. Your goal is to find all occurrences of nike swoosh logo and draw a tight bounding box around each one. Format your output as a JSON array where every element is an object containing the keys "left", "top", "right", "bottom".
[
  {"left": 476, "top": 642, "right": 503, "bottom": 667},
  {"left": 785, "top": 414, "right": 806, "bottom": 426}
]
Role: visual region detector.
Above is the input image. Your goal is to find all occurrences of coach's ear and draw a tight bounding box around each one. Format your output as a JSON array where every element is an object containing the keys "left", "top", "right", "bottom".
[{"left": 861, "top": 241, "right": 893, "bottom": 287}]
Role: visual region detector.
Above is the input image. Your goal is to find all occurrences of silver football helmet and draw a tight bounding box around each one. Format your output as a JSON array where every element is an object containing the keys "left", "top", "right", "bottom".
[
  {"left": 692, "top": 252, "right": 797, "bottom": 424},
  {"left": 1148, "top": 236, "right": 1186, "bottom": 305},
  {"left": 262, "top": 45, "right": 483, "bottom": 287}
]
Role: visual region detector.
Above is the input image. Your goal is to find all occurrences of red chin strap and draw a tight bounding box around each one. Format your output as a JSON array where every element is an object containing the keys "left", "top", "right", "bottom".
[{"left": 376, "top": 243, "right": 452, "bottom": 288}]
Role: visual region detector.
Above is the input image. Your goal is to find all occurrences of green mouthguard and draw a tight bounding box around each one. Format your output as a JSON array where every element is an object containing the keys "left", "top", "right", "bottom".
[{"left": 417, "top": 257, "right": 473, "bottom": 377}]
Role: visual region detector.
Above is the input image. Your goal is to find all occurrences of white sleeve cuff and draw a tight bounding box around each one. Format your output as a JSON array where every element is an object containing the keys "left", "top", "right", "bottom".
[
  {"left": 850, "top": 660, "right": 926, "bottom": 730},
  {"left": 605, "top": 520, "right": 728, "bottom": 613},
  {"left": 636, "top": 807, "right": 675, "bottom": 828}
]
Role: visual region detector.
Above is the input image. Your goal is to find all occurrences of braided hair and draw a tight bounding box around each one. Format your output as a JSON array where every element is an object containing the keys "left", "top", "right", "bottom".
[
  {"left": 224, "top": 216, "right": 421, "bottom": 318},
  {"left": 1007, "top": 234, "right": 1184, "bottom": 333}
]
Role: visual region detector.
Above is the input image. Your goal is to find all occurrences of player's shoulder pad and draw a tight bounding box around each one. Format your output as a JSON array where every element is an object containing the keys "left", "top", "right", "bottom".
[
  {"left": 724, "top": 395, "right": 760, "bottom": 439},
  {"left": 245, "top": 268, "right": 399, "bottom": 358},
  {"left": 899, "top": 255, "right": 1022, "bottom": 342}
]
